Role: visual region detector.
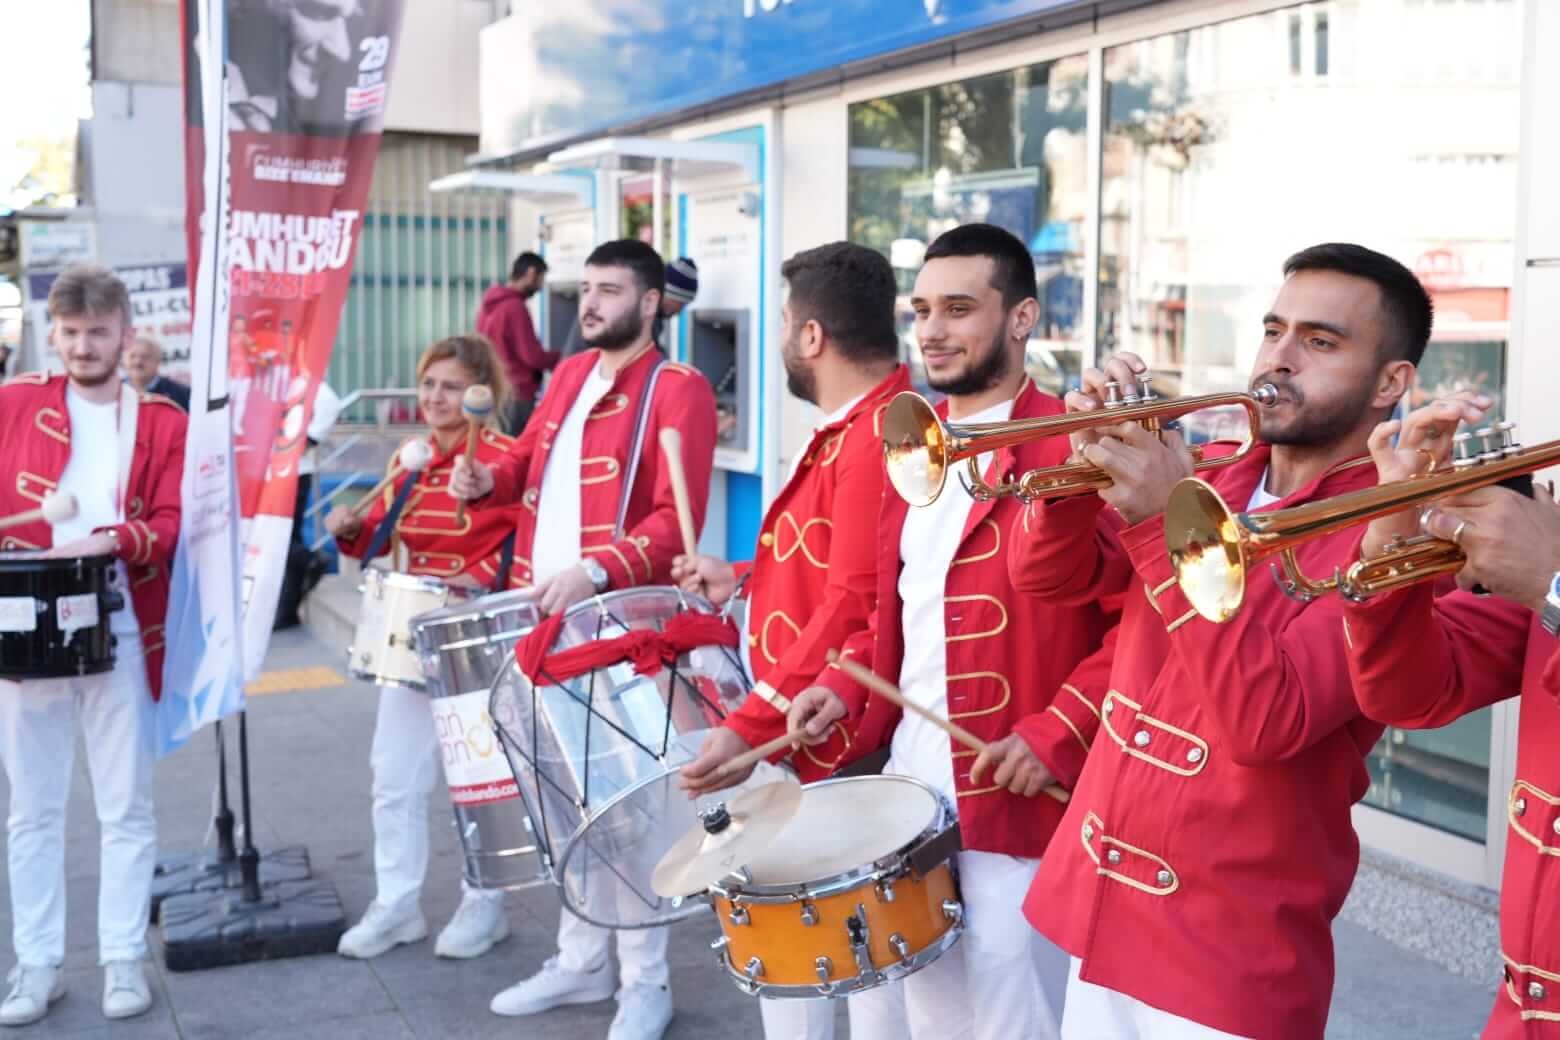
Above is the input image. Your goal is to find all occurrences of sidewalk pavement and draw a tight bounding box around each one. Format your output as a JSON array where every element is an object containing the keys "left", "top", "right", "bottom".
[{"left": 0, "top": 628, "right": 1498, "bottom": 1039}]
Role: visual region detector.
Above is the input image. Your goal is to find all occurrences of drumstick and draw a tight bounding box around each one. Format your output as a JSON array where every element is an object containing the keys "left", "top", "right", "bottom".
[
  {"left": 827, "top": 650, "right": 1070, "bottom": 805},
  {"left": 0, "top": 493, "right": 78, "bottom": 532},
  {"left": 713, "top": 730, "right": 804, "bottom": 780},
  {"left": 348, "top": 440, "right": 434, "bottom": 520},
  {"left": 659, "top": 427, "right": 699, "bottom": 560},
  {"left": 454, "top": 385, "right": 494, "bottom": 524}
]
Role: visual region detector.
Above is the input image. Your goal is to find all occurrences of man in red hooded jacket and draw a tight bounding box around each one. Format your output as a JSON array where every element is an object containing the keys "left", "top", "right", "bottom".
[
  {"left": 0, "top": 265, "right": 185, "bottom": 1027},
  {"left": 477, "top": 251, "right": 559, "bottom": 434}
]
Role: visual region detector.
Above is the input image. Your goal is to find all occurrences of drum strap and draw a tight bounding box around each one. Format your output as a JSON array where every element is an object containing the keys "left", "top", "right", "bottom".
[
  {"left": 493, "top": 530, "right": 517, "bottom": 592},
  {"left": 613, "top": 352, "right": 667, "bottom": 540},
  {"left": 361, "top": 469, "right": 420, "bottom": 563},
  {"left": 116, "top": 383, "right": 140, "bottom": 522}
]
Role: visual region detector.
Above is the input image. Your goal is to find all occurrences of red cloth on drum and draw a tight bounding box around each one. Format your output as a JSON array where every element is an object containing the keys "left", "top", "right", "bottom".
[
  {"left": 514, "top": 609, "right": 739, "bottom": 685},
  {"left": 812, "top": 380, "right": 1122, "bottom": 859},
  {"left": 721, "top": 365, "right": 912, "bottom": 780},
  {"left": 1023, "top": 447, "right": 1381, "bottom": 1040},
  {"left": 336, "top": 428, "right": 524, "bottom": 587},
  {"left": 0, "top": 373, "right": 186, "bottom": 700},
  {"left": 1343, "top": 587, "right": 1560, "bottom": 1039},
  {"left": 471, "top": 348, "right": 718, "bottom": 590}
]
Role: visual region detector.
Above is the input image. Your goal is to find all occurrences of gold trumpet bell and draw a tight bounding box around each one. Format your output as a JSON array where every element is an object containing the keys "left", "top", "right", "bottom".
[
  {"left": 1165, "top": 478, "right": 1248, "bottom": 623},
  {"left": 884, "top": 392, "right": 949, "bottom": 508}
]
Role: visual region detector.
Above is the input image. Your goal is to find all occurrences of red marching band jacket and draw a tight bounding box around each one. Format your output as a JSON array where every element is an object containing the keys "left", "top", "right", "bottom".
[
  {"left": 721, "top": 365, "right": 911, "bottom": 778},
  {"left": 335, "top": 428, "right": 525, "bottom": 587},
  {"left": 0, "top": 372, "right": 186, "bottom": 701},
  {"left": 1343, "top": 585, "right": 1560, "bottom": 1037},
  {"left": 475, "top": 348, "right": 718, "bottom": 590},
  {"left": 814, "top": 380, "right": 1120, "bottom": 859},
  {"left": 1017, "top": 445, "right": 1382, "bottom": 1040}
]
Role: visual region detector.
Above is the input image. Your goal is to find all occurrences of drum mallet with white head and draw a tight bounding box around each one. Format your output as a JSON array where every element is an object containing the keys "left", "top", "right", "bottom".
[
  {"left": 454, "top": 384, "right": 494, "bottom": 524},
  {"left": 349, "top": 439, "right": 434, "bottom": 520},
  {"left": 659, "top": 428, "right": 700, "bottom": 561},
  {"left": 0, "top": 492, "right": 79, "bottom": 532}
]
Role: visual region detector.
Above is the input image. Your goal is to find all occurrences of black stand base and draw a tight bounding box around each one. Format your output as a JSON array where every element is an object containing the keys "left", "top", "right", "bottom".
[
  {"left": 159, "top": 877, "right": 347, "bottom": 972},
  {"left": 149, "top": 845, "right": 315, "bottom": 924}
]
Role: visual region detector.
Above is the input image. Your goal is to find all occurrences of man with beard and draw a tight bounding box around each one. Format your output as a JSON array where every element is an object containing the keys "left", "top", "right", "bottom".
[
  {"left": 669, "top": 241, "right": 910, "bottom": 1040},
  {"left": 0, "top": 266, "right": 186, "bottom": 1025},
  {"left": 477, "top": 252, "right": 559, "bottom": 435},
  {"left": 785, "top": 224, "right": 1120, "bottom": 1040},
  {"left": 450, "top": 240, "right": 715, "bottom": 1040},
  {"left": 1009, "top": 244, "right": 1428, "bottom": 1038}
]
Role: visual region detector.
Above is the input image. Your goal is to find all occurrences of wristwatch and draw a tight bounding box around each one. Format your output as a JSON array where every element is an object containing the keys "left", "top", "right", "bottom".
[
  {"left": 579, "top": 556, "right": 610, "bottom": 593},
  {"left": 1541, "top": 571, "right": 1560, "bottom": 637}
]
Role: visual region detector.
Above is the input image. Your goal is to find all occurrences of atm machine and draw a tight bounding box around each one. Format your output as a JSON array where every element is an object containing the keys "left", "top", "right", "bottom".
[{"left": 547, "top": 135, "right": 768, "bottom": 561}]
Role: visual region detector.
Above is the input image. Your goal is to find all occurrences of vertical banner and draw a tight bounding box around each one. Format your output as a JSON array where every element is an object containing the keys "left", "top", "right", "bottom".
[{"left": 181, "top": 0, "right": 407, "bottom": 694}]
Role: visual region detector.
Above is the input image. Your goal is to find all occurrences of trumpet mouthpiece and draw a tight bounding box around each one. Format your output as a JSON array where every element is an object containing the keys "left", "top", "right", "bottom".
[
  {"left": 1251, "top": 383, "right": 1280, "bottom": 407},
  {"left": 399, "top": 439, "right": 435, "bottom": 473}
]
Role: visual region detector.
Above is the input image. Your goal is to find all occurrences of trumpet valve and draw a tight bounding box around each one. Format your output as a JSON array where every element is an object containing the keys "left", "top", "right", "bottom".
[
  {"left": 1104, "top": 381, "right": 1124, "bottom": 408},
  {"left": 1139, "top": 374, "right": 1157, "bottom": 401},
  {"left": 1496, "top": 420, "right": 1522, "bottom": 456},
  {"left": 1475, "top": 427, "right": 1502, "bottom": 464},
  {"left": 1452, "top": 431, "right": 1476, "bottom": 470}
]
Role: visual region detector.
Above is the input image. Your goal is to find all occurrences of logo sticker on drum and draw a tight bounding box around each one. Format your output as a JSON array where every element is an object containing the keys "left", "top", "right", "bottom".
[
  {"left": 0, "top": 597, "right": 39, "bottom": 634},
  {"left": 431, "top": 690, "right": 521, "bottom": 806},
  {"left": 56, "top": 594, "right": 100, "bottom": 634}
]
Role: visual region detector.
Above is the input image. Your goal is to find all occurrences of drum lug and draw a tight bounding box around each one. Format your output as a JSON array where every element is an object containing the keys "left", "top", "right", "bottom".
[
  {"left": 743, "top": 956, "right": 764, "bottom": 982},
  {"left": 728, "top": 904, "right": 750, "bottom": 927},
  {"left": 845, "top": 903, "right": 877, "bottom": 980},
  {"left": 874, "top": 879, "right": 896, "bottom": 904},
  {"left": 890, "top": 933, "right": 910, "bottom": 961},
  {"left": 799, "top": 901, "right": 819, "bottom": 926},
  {"left": 941, "top": 898, "right": 964, "bottom": 926},
  {"left": 709, "top": 934, "right": 730, "bottom": 970},
  {"left": 814, "top": 956, "right": 834, "bottom": 984}
]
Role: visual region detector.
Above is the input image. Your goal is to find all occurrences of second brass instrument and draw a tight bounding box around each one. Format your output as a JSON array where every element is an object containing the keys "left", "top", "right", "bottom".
[
  {"left": 1166, "top": 421, "right": 1556, "bottom": 623},
  {"left": 882, "top": 377, "right": 1278, "bottom": 506}
]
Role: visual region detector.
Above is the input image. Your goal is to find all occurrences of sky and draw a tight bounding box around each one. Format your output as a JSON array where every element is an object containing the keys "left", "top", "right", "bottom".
[{"left": 0, "top": 0, "right": 92, "bottom": 196}]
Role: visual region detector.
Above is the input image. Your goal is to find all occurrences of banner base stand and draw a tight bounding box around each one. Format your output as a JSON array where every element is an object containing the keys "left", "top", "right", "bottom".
[
  {"left": 159, "top": 875, "right": 347, "bottom": 972},
  {"left": 150, "top": 846, "right": 314, "bottom": 924}
]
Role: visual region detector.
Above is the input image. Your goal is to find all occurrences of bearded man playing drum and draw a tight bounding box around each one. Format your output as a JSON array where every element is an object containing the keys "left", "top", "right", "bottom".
[
  {"left": 786, "top": 224, "right": 1120, "bottom": 1040},
  {"left": 451, "top": 239, "right": 717, "bottom": 1040},
  {"left": 325, "top": 334, "right": 524, "bottom": 962},
  {"left": 0, "top": 265, "right": 186, "bottom": 1025}
]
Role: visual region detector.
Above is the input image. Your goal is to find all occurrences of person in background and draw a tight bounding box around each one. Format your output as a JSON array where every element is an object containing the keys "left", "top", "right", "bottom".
[
  {"left": 654, "top": 256, "right": 698, "bottom": 347},
  {"left": 274, "top": 379, "right": 343, "bottom": 630},
  {"left": 477, "top": 252, "right": 558, "bottom": 435},
  {"left": 123, "top": 336, "right": 191, "bottom": 411}
]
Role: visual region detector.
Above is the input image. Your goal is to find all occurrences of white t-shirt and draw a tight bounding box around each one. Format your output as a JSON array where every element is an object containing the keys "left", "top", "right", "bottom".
[
  {"left": 1247, "top": 467, "right": 1281, "bottom": 511},
  {"left": 887, "top": 396, "right": 1015, "bottom": 810},
  {"left": 55, "top": 387, "right": 136, "bottom": 633},
  {"left": 531, "top": 362, "right": 616, "bottom": 585}
]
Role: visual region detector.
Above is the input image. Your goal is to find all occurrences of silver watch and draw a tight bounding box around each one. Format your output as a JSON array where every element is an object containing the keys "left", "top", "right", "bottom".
[
  {"left": 579, "top": 556, "right": 610, "bottom": 592},
  {"left": 1541, "top": 572, "right": 1560, "bottom": 637}
]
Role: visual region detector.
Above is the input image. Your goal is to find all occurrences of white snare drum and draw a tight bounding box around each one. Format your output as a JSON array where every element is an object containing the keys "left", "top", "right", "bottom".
[
  {"left": 489, "top": 586, "right": 752, "bottom": 929},
  {"left": 348, "top": 566, "right": 467, "bottom": 690}
]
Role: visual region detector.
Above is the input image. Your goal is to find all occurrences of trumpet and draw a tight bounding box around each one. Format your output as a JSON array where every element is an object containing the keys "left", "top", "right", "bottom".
[
  {"left": 1167, "top": 421, "right": 1559, "bottom": 623},
  {"left": 883, "top": 376, "right": 1279, "bottom": 506}
]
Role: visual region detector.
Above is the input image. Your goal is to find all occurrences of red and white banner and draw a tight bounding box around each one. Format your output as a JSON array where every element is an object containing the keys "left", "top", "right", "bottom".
[{"left": 181, "top": 0, "right": 407, "bottom": 679}]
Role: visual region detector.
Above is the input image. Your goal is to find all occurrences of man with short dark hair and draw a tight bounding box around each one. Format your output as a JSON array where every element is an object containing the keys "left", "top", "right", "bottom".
[
  {"left": 1009, "top": 242, "right": 1430, "bottom": 1038},
  {"left": 0, "top": 264, "right": 186, "bottom": 1026},
  {"left": 786, "top": 225, "right": 1120, "bottom": 1040},
  {"left": 452, "top": 239, "right": 717, "bottom": 1040},
  {"left": 477, "top": 251, "right": 558, "bottom": 434}
]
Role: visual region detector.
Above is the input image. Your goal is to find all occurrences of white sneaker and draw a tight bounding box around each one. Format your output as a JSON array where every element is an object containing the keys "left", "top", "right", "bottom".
[
  {"left": 102, "top": 960, "right": 151, "bottom": 1021},
  {"left": 489, "top": 956, "right": 616, "bottom": 1017},
  {"left": 0, "top": 964, "right": 64, "bottom": 1026},
  {"left": 336, "top": 901, "right": 428, "bottom": 959},
  {"left": 434, "top": 892, "right": 510, "bottom": 959},
  {"left": 608, "top": 982, "right": 673, "bottom": 1040}
]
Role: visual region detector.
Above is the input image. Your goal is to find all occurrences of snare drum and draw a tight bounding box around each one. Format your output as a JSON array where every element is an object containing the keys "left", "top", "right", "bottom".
[
  {"left": 707, "top": 775, "right": 964, "bottom": 998},
  {"left": 411, "top": 589, "right": 548, "bottom": 891},
  {"left": 0, "top": 553, "right": 122, "bottom": 679},
  {"left": 490, "top": 586, "right": 751, "bottom": 929},
  {"left": 348, "top": 566, "right": 466, "bottom": 689}
]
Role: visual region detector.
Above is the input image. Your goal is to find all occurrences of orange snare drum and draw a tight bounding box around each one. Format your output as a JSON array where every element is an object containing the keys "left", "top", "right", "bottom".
[{"left": 707, "top": 775, "right": 964, "bottom": 999}]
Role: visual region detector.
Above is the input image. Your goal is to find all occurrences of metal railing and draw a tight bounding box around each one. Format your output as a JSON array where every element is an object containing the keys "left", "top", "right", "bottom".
[{"left": 306, "top": 387, "right": 420, "bottom": 551}]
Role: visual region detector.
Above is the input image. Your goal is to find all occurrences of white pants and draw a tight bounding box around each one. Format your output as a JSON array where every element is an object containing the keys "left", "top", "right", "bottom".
[
  {"left": 0, "top": 634, "right": 157, "bottom": 966},
  {"left": 1061, "top": 958, "right": 1250, "bottom": 1039},
  {"left": 760, "top": 996, "right": 842, "bottom": 1040},
  {"left": 557, "top": 908, "right": 670, "bottom": 991},
  {"left": 370, "top": 684, "right": 499, "bottom": 914},
  {"left": 849, "top": 850, "right": 1066, "bottom": 1040}
]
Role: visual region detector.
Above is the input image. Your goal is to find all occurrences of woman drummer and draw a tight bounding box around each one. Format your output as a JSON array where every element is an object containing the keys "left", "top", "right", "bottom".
[{"left": 325, "top": 333, "right": 523, "bottom": 963}]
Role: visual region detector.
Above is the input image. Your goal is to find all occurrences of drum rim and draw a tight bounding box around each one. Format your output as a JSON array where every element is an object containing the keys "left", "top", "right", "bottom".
[
  {"left": 0, "top": 551, "right": 118, "bottom": 569},
  {"left": 410, "top": 587, "right": 540, "bottom": 628},
  {"left": 347, "top": 666, "right": 427, "bottom": 692},
  {"left": 706, "top": 775, "right": 947, "bottom": 903},
  {"left": 363, "top": 565, "right": 456, "bottom": 594},
  {"left": 557, "top": 585, "right": 718, "bottom": 620}
]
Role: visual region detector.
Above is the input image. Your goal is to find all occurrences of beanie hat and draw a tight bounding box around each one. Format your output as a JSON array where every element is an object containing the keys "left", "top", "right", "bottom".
[{"left": 665, "top": 257, "right": 699, "bottom": 304}]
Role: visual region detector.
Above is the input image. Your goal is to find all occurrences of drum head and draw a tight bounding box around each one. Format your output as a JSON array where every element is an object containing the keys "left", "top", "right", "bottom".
[{"left": 740, "top": 776, "right": 942, "bottom": 884}]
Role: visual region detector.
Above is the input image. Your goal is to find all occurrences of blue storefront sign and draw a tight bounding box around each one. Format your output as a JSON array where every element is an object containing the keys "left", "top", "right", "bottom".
[{"left": 488, "top": 0, "right": 1093, "bottom": 154}]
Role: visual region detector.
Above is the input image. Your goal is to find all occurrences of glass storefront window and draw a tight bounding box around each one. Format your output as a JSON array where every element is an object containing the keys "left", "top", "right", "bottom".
[
  {"left": 847, "top": 55, "right": 1090, "bottom": 398},
  {"left": 1101, "top": 0, "right": 1524, "bottom": 843}
]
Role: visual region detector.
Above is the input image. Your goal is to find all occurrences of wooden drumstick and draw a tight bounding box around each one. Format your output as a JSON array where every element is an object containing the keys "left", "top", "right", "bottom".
[
  {"left": 0, "top": 493, "right": 78, "bottom": 532},
  {"left": 827, "top": 650, "right": 1070, "bottom": 804},
  {"left": 454, "top": 384, "right": 495, "bottom": 524},
  {"left": 659, "top": 427, "right": 699, "bottom": 560},
  {"left": 713, "top": 731, "right": 804, "bottom": 780},
  {"left": 348, "top": 440, "right": 434, "bottom": 520}
]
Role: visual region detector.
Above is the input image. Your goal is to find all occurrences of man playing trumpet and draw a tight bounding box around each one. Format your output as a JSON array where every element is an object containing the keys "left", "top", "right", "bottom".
[{"left": 1011, "top": 244, "right": 1429, "bottom": 1038}]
